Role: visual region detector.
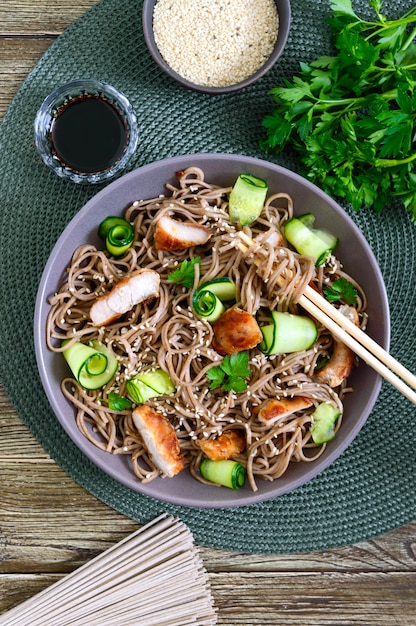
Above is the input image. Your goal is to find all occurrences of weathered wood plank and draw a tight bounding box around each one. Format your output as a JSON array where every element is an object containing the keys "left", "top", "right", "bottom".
[
  {"left": 210, "top": 571, "right": 416, "bottom": 625},
  {"left": 0, "top": 574, "right": 62, "bottom": 616},
  {"left": 1, "top": 457, "right": 416, "bottom": 573},
  {"left": 0, "top": 0, "right": 98, "bottom": 117},
  {"left": 0, "top": 0, "right": 98, "bottom": 34},
  {"left": 0, "top": 38, "right": 54, "bottom": 118},
  {"left": 1, "top": 572, "right": 416, "bottom": 625},
  {"left": 0, "top": 407, "right": 50, "bottom": 459}
]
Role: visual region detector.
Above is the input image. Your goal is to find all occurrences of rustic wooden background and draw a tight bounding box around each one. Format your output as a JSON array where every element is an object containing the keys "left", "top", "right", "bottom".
[{"left": 0, "top": 2, "right": 415, "bottom": 624}]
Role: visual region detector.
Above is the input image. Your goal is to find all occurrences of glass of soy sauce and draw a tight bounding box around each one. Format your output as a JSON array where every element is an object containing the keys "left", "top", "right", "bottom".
[{"left": 34, "top": 79, "right": 139, "bottom": 184}]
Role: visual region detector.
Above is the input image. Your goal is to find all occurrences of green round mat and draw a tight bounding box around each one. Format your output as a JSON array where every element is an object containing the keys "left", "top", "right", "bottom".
[{"left": 0, "top": 0, "right": 415, "bottom": 555}]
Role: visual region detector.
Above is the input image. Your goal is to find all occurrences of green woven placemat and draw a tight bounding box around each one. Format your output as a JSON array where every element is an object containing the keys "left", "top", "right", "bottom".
[{"left": 0, "top": 0, "right": 415, "bottom": 555}]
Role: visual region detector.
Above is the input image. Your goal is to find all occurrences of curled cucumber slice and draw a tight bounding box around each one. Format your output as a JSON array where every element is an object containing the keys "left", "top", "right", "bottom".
[
  {"left": 284, "top": 213, "right": 338, "bottom": 266},
  {"left": 259, "top": 310, "right": 318, "bottom": 355},
  {"left": 126, "top": 368, "right": 176, "bottom": 404},
  {"left": 192, "top": 277, "right": 236, "bottom": 323},
  {"left": 311, "top": 402, "right": 341, "bottom": 444},
  {"left": 199, "top": 459, "right": 246, "bottom": 489},
  {"left": 228, "top": 173, "right": 268, "bottom": 226},
  {"left": 98, "top": 215, "right": 134, "bottom": 257},
  {"left": 62, "top": 340, "right": 118, "bottom": 390}
]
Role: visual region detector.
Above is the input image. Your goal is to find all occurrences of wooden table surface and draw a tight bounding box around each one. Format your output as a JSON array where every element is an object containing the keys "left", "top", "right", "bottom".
[{"left": 0, "top": 2, "right": 415, "bottom": 624}]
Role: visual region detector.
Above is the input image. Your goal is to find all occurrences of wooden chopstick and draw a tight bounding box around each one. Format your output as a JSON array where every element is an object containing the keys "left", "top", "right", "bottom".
[{"left": 237, "top": 231, "right": 416, "bottom": 405}]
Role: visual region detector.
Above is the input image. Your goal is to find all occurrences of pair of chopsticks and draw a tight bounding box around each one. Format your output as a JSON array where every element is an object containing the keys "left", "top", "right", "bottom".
[{"left": 237, "top": 231, "right": 416, "bottom": 405}]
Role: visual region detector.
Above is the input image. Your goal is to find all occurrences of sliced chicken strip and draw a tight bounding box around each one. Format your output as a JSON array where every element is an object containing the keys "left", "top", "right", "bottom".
[
  {"left": 256, "top": 397, "right": 314, "bottom": 426},
  {"left": 154, "top": 214, "right": 211, "bottom": 250},
  {"left": 90, "top": 268, "right": 160, "bottom": 327},
  {"left": 196, "top": 429, "right": 246, "bottom": 461},
  {"left": 316, "top": 305, "right": 359, "bottom": 387},
  {"left": 132, "top": 405, "right": 185, "bottom": 478}
]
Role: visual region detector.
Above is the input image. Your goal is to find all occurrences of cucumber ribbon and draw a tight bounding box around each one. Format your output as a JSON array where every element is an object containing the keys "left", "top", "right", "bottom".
[
  {"left": 284, "top": 213, "right": 338, "bottom": 266},
  {"left": 259, "top": 310, "right": 318, "bottom": 355},
  {"left": 98, "top": 215, "right": 134, "bottom": 257},
  {"left": 199, "top": 459, "right": 246, "bottom": 489},
  {"left": 229, "top": 173, "right": 268, "bottom": 226},
  {"left": 310, "top": 402, "right": 341, "bottom": 444},
  {"left": 192, "top": 277, "right": 236, "bottom": 323},
  {"left": 126, "top": 368, "right": 176, "bottom": 404},
  {"left": 62, "top": 340, "right": 118, "bottom": 390}
]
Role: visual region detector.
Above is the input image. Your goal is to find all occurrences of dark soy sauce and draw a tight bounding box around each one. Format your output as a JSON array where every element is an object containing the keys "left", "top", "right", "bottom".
[{"left": 50, "top": 95, "right": 128, "bottom": 174}]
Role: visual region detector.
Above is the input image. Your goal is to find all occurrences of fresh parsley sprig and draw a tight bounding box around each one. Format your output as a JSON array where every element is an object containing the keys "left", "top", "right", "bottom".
[
  {"left": 206, "top": 351, "right": 252, "bottom": 393},
  {"left": 323, "top": 277, "right": 358, "bottom": 305},
  {"left": 167, "top": 257, "right": 201, "bottom": 288},
  {"left": 107, "top": 392, "right": 133, "bottom": 411},
  {"left": 260, "top": 0, "right": 416, "bottom": 222}
]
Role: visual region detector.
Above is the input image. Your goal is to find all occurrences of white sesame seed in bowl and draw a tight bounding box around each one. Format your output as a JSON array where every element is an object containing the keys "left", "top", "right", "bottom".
[{"left": 142, "top": 0, "right": 291, "bottom": 94}]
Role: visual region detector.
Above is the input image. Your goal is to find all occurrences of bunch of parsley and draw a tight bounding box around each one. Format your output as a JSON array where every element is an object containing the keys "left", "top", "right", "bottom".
[{"left": 260, "top": 0, "right": 416, "bottom": 222}]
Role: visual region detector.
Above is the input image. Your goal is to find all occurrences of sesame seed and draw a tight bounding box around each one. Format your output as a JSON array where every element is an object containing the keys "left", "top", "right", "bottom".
[{"left": 153, "top": 0, "right": 279, "bottom": 88}]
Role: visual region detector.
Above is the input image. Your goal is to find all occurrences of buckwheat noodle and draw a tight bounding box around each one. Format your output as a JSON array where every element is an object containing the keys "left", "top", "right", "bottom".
[
  {"left": 46, "top": 167, "right": 367, "bottom": 491},
  {"left": 0, "top": 515, "right": 217, "bottom": 625}
]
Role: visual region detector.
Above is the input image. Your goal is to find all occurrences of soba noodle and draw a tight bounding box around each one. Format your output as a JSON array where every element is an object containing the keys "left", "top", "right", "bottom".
[{"left": 46, "top": 167, "right": 367, "bottom": 491}]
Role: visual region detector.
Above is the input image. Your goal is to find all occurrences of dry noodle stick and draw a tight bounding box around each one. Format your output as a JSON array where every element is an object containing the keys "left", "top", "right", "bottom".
[
  {"left": 56, "top": 584, "right": 213, "bottom": 626},
  {"left": 238, "top": 231, "right": 416, "bottom": 405},
  {"left": 0, "top": 515, "right": 216, "bottom": 626},
  {"left": 67, "top": 589, "right": 213, "bottom": 624},
  {"left": 28, "top": 518, "right": 188, "bottom": 607},
  {"left": 7, "top": 548, "right": 203, "bottom": 626},
  {"left": 66, "top": 594, "right": 215, "bottom": 626},
  {"left": 116, "top": 602, "right": 217, "bottom": 626},
  {"left": 0, "top": 523, "right": 214, "bottom": 626},
  {"left": 45, "top": 563, "right": 192, "bottom": 625},
  {"left": 49, "top": 556, "right": 207, "bottom": 626},
  {"left": 5, "top": 522, "right": 189, "bottom": 625}
]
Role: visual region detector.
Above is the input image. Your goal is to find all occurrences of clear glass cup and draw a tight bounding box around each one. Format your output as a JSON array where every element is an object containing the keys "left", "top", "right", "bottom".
[{"left": 34, "top": 79, "right": 139, "bottom": 184}]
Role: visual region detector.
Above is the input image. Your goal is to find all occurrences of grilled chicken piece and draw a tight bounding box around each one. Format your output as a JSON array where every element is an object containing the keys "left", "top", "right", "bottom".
[
  {"left": 212, "top": 307, "right": 263, "bottom": 355},
  {"left": 90, "top": 268, "right": 160, "bottom": 327},
  {"left": 132, "top": 405, "right": 185, "bottom": 477},
  {"left": 154, "top": 214, "right": 211, "bottom": 250},
  {"left": 316, "top": 305, "right": 359, "bottom": 387},
  {"left": 196, "top": 429, "right": 246, "bottom": 461},
  {"left": 256, "top": 397, "right": 314, "bottom": 426}
]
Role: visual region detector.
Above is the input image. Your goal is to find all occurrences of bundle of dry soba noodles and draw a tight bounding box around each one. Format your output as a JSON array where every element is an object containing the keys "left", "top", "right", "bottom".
[
  {"left": 0, "top": 515, "right": 217, "bottom": 626},
  {"left": 46, "top": 167, "right": 367, "bottom": 491}
]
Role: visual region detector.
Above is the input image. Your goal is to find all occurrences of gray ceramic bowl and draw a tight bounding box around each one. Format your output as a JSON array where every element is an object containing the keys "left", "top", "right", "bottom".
[
  {"left": 142, "top": 0, "right": 291, "bottom": 94},
  {"left": 34, "top": 153, "right": 389, "bottom": 508}
]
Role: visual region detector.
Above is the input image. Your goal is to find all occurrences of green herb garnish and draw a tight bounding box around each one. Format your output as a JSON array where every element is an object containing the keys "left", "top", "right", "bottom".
[
  {"left": 207, "top": 352, "right": 252, "bottom": 393},
  {"left": 107, "top": 392, "right": 133, "bottom": 411},
  {"left": 260, "top": 0, "right": 416, "bottom": 221},
  {"left": 323, "top": 277, "right": 358, "bottom": 305},
  {"left": 315, "top": 356, "right": 330, "bottom": 371},
  {"left": 167, "top": 257, "right": 201, "bottom": 288}
]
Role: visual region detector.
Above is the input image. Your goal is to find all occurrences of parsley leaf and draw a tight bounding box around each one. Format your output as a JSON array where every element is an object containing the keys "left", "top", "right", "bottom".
[
  {"left": 107, "top": 393, "right": 133, "bottom": 411},
  {"left": 206, "top": 352, "right": 252, "bottom": 393},
  {"left": 323, "top": 277, "right": 358, "bottom": 305},
  {"left": 167, "top": 257, "right": 201, "bottom": 289}
]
